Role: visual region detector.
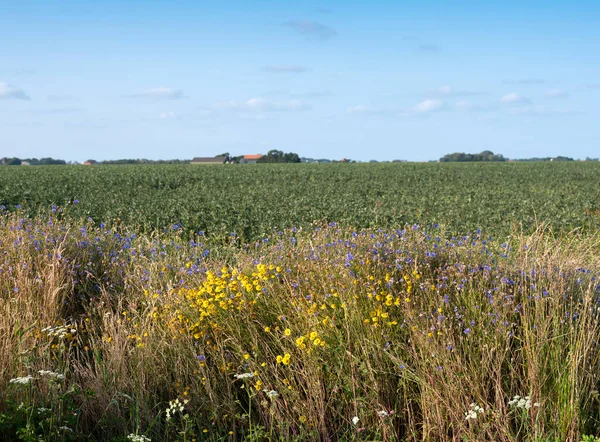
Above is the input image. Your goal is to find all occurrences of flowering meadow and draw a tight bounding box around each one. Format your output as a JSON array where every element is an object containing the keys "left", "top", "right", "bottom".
[{"left": 2, "top": 206, "right": 600, "bottom": 441}]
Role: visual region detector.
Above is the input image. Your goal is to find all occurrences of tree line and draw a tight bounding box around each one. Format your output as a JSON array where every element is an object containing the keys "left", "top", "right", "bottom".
[{"left": 0, "top": 157, "right": 67, "bottom": 166}]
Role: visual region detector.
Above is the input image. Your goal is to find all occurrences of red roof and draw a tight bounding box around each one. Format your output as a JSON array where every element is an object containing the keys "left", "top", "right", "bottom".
[{"left": 244, "top": 154, "right": 263, "bottom": 160}]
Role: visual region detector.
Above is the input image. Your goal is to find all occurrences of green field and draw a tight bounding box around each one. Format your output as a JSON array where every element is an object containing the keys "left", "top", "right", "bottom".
[{"left": 2, "top": 162, "right": 600, "bottom": 240}]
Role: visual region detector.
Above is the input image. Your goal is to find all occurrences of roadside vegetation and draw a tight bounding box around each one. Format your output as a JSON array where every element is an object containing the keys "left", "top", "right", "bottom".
[{"left": 2, "top": 206, "right": 600, "bottom": 440}]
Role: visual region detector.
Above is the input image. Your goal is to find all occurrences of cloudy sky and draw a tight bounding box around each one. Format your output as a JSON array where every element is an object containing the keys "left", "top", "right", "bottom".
[{"left": 1, "top": 0, "right": 599, "bottom": 161}]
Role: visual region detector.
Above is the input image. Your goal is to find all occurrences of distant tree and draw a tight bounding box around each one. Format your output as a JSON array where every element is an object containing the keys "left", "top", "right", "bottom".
[
  {"left": 6, "top": 157, "right": 22, "bottom": 166},
  {"left": 440, "top": 151, "right": 507, "bottom": 162},
  {"left": 257, "top": 150, "right": 301, "bottom": 163},
  {"left": 36, "top": 157, "right": 67, "bottom": 165},
  {"left": 283, "top": 152, "right": 300, "bottom": 163}
]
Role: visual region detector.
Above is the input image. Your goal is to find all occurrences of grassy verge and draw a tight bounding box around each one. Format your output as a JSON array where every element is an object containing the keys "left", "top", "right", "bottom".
[{"left": 1, "top": 210, "right": 600, "bottom": 441}]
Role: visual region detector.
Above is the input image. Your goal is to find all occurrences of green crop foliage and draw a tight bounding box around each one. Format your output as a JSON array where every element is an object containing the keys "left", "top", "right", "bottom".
[{"left": 2, "top": 162, "right": 600, "bottom": 240}]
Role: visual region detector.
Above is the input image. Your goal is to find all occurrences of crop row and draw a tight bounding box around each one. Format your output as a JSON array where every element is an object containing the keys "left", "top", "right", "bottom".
[{"left": 1, "top": 162, "right": 600, "bottom": 240}]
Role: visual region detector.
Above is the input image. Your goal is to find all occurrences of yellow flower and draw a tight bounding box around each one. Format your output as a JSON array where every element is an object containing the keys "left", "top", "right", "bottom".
[
  {"left": 277, "top": 353, "right": 291, "bottom": 365},
  {"left": 264, "top": 326, "right": 271, "bottom": 333},
  {"left": 243, "top": 353, "right": 250, "bottom": 360},
  {"left": 284, "top": 328, "right": 291, "bottom": 336}
]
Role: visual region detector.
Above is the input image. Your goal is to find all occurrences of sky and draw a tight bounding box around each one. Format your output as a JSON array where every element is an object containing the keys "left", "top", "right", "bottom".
[{"left": 1, "top": 0, "right": 599, "bottom": 162}]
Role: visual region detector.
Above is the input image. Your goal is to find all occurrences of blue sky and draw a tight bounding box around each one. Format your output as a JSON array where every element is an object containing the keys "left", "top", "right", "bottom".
[{"left": 1, "top": 0, "right": 599, "bottom": 162}]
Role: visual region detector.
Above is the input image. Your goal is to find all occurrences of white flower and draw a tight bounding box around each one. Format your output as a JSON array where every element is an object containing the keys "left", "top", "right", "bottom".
[
  {"left": 264, "top": 389, "right": 279, "bottom": 399},
  {"left": 165, "top": 398, "right": 188, "bottom": 421},
  {"left": 9, "top": 375, "right": 33, "bottom": 385},
  {"left": 38, "top": 370, "right": 64, "bottom": 380},
  {"left": 377, "top": 410, "right": 389, "bottom": 417},
  {"left": 42, "top": 325, "right": 69, "bottom": 339},
  {"left": 234, "top": 372, "right": 255, "bottom": 380},
  {"left": 465, "top": 403, "right": 484, "bottom": 421},
  {"left": 509, "top": 395, "right": 538, "bottom": 410},
  {"left": 127, "top": 435, "right": 151, "bottom": 442},
  {"left": 465, "top": 409, "right": 478, "bottom": 420},
  {"left": 352, "top": 416, "right": 359, "bottom": 425}
]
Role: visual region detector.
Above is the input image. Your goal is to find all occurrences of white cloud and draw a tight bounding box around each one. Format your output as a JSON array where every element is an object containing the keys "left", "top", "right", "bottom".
[
  {"left": 455, "top": 100, "right": 471, "bottom": 111},
  {"left": 346, "top": 105, "right": 397, "bottom": 116},
  {"left": 544, "top": 89, "right": 568, "bottom": 98},
  {"left": 414, "top": 99, "right": 445, "bottom": 113},
  {"left": 504, "top": 78, "right": 545, "bottom": 85},
  {"left": 47, "top": 94, "right": 73, "bottom": 102},
  {"left": 0, "top": 82, "right": 30, "bottom": 100},
  {"left": 265, "top": 89, "right": 333, "bottom": 98},
  {"left": 418, "top": 44, "right": 442, "bottom": 52},
  {"left": 216, "top": 97, "right": 311, "bottom": 112},
  {"left": 438, "top": 85, "right": 453, "bottom": 95},
  {"left": 500, "top": 92, "right": 527, "bottom": 105},
  {"left": 263, "top": 64, "right": 308, "bottom": 73},
  {"left": 348, "top": 100, "right": 446, "bottom": 117},
  {"left": 159, "top": 111, "right": 178, "bottom": 119},
  {"left": 433, "top": 85, "right": 486, "bottom": 97},
  {"left": 283, "top": 20, "right": 337, "bottom": 40},
  {"left": 346, "top": 105, "right": 370, "bottom": 114},
  {"left": 131, "top": 87, "right": 185, "bottom": 99},
  {"left": 508, "top": 104, "right": 581, "bottom": 116},
  {"left": 454, "top": 100, "right": 495, "bottom": 112},
  {"left": 27, "top": 107, "right": 82, "bottom": 114}
]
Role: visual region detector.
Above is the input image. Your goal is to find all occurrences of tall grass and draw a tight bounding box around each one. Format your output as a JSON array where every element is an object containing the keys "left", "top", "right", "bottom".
[{"left": 1, "top": 209, "right": 600, "bottom": 441}]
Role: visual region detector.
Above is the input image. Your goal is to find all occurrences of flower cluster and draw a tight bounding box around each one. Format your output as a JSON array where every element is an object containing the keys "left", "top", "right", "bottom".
[
  {"left": 127, "top": 435, "right": 151, "bottom": 442},
  {"left": 165, "top": 398, "right": 189, "bottom": 421},
  {"left": 465, "top": 403, "right": 485, "bottom": 421},
  {"left": 276, "top": 353, "right": 291, "bottom": 365},
  {"left": 508, "top": 395, "right": 540, "bottom": 410},
  {"left": 38, "top": 370, "right": 64, "bottom": 381},
  {"left": 9, "top": 375, "right": 33, "bottom": 385},
  {"left": 234, "top": 372, "right": 255, "bottom": 380}
]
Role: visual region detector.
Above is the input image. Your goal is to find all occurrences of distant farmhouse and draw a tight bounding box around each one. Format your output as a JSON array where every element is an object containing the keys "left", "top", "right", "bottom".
[
  {"left": 240, "top": 154, "right": 263, "bottom": 164},
  {"left": 191, "top": 156, "right": 226, "bottom": 164},
  {"left": 190, "top": 154, "right": 264, "bottom": 165}
]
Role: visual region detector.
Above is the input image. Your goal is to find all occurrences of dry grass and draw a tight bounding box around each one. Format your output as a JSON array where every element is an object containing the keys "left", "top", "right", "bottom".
[{"left": 2, "top": 211, "right": 600, "bottom": 441}]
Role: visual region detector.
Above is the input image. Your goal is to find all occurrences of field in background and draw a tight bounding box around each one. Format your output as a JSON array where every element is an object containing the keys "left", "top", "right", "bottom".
[{"left": 2, "top": 162, "right": 600, "bottom": 241}]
